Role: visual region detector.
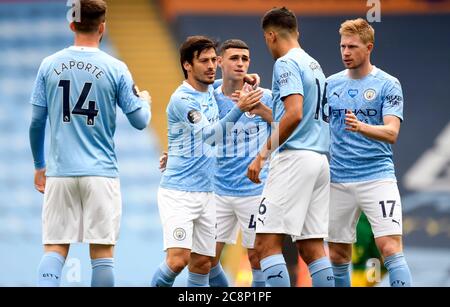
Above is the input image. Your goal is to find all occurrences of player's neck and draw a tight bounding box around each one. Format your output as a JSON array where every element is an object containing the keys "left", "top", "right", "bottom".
[
  {"left": 186, "top": 77, "right": 209, "bottom": 92},
  {"left": 73, "top": 34, "right": 101, "bottom": 48},
  {"left": 348, "top": 61, "right": 373, "bottom": 79},
  {"left": 277, "top": 40, "right": 301, "bottom": 58},
  {"left": 222, "top": 78, "right": 244, "bottom": 98}
]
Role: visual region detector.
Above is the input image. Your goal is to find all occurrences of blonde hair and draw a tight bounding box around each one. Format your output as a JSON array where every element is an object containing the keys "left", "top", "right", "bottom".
[{"left": 339, "top": 18, "right": 375, "bottom": 44}]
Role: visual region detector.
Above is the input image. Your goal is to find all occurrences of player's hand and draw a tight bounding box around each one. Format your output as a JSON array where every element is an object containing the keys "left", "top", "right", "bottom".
[
  {"left": 237, "top": 89, "right": 263, "bottom": 112},
  {"left": 159, "top": 151, "right": 168, "bottom": 172},
  {"left": 248, "top": 101, "right": 266, "bottom": 117},
  {"left": 231, "top": 90, "right": 241, "bottom": 103},
  {"left": 247, "top": 154, "right": 265, "bottom": 184},
  {"left": 231, "top": 83, "right": 254, "bottom": 103},
  {"left": 345, "top": 110, "right": 362, "bottom": 132},
  {"left": 138, "top": 90, "right": 152, "bottom": 105},
  {"left": 244, "top": 74, "right": 260, "bottom": 89},
  {"left": 34, "top": 168, "right": 46, "bottom": 194}
]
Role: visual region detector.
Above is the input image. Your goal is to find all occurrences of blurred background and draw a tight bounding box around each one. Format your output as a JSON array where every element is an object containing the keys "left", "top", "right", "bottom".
[{"left": 0, "top": 0, "right": 449, "bottom": 286}]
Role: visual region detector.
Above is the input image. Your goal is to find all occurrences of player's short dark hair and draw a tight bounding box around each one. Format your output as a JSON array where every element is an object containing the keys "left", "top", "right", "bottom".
[
  {"left": 261, "top": 7, "right": 298, "bottom": 35},
  {"left": 219, "top": 39, "right": 249, "bottom": 55},
  {"left": 73, "top": 0, "right": 107, "bottom": 33},
  {"left": 179, "top": 36, "right": 218, "bottom": 79}
]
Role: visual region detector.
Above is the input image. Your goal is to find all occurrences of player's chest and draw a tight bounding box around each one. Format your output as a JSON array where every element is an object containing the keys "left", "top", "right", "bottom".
[
  {"left": 328, "top": 83, "right": 383, "bottom": 115},
  {"left": 200, "top": 95, "right": 219, "bottom": 123}
]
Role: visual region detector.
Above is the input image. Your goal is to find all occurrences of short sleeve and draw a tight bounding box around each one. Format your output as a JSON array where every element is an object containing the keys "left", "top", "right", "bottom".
[
  {"left": 30, "top": 60, "right": 48, "bottom": 107},
  {"left": 274, "top": 58, "right": 304, "bottom": 100},
  {"left": 382, "top": 78, "right": 404, "bottom": 122},
  {"left": 117, "top": 64, "right": 144, "bottom": 114}
]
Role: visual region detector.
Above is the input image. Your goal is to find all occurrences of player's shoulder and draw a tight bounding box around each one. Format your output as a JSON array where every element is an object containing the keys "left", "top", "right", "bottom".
[
  {"left": 94, "top": 50, "right": 128, "bottom": 72},
  {"left": 169, "top": 83, "right": 197, "bottom": 106},
  {"left": 326, "top": 70, "right": 348, "bottom": 84},
  {"left": 372, "top": 67, "right": 402, "bottom": 87},
  {"left": 39, "top": 48, "right": 68, "bottom": 68},
  {"left": 275, "top": 52, "right": 296, "bottom": 68}
]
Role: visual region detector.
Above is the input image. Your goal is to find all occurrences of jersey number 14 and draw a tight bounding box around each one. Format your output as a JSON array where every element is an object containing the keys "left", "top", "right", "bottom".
[{"left": 59, "top": 80, "right": 99, "bottom": 126}]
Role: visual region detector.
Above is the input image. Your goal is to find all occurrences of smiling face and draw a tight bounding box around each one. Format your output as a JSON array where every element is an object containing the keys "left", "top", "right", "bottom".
[{"left": 219, "top": 47, "right": 250, "bottom": 82}]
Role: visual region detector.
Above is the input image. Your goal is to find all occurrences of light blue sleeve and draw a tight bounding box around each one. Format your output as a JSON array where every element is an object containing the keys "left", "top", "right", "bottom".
[
  {"left": 275, "top": 59, "right": 304, "bottom": 100},
  {"left": 117, "top": 65, "right": 145, "bottom": 115},
  {"left": 213, "top": 79, "right": 223, "bottom": 89},
  {"left": 172, "top": 94, "right": 242, "bottom": 142},
  {"left": 382, "top": 79, "right": 404, "bottom": 122},
  {"left": 30, "top": 60, "right": 48, "bottom": 107},
  {"left": 126, "top": 101, "right": 151, "bottom": 130},
  {"left": 29, "top": 105, "right": 47, "bottom": 169},
  {"left": 261, "top": 89, "right": 273, "bottom": 108}
]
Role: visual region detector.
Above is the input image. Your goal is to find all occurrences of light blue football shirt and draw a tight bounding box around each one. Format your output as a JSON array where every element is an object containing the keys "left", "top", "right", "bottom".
[
  {"left": 29, "top": 46, "right": 145, "bottom": 177},
  {"left": 160, "top": 81, "right": 220, "bottom": 192},
  {"left": 213, "top": 86, "right": 273, "bottom": 196},
  {"left": 327, "top": 66, "right": 404, "bottom": 183},
  {"left": 271, "top": 48, "right": 330, "bottom": 153}
]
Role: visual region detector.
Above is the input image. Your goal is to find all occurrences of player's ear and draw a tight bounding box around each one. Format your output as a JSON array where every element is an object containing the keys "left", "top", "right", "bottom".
[
  {"left": 217, "top": 56, "right": 223, "bottom": 68},
  {"left": 367, "top": 42, "right": 374, "bottom": 53},
  {"left": 69, "top": 22, "right": 76, "bottom": 33},
  {"left": 183, "top": 61, "right": 192, "bottom": 73},
  {"left": 99, "top": 22, "right": 105, "bottom": 35}
]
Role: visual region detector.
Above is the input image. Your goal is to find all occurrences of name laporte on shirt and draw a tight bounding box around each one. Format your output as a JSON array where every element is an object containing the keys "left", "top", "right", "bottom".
[{"left": 53, "top": 60, "right": 105, "bottom": 79}]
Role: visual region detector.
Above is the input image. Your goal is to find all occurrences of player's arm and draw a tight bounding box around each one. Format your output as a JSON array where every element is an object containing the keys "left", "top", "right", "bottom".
[
  {"left": 125, "top": 87, "right": 151, "bottom": 130},
  {"left": 29, "top": 105, "right": 47, "bottom": 194},
  {"left": 247, "top": 94, "right": 302, "bottom": 183},
  {"left": 232, "top": 86, "right": 273, "bottom": 123},
  {"left": 118, "top": 67, "right": 151, "bottom": 130},
  {"left": 345, "top": 79, "right": 403, "bottom": 144},
  {"left": 250, "top": 102, "right": 273, "bottom": 123},
  {"left": 345, "top": 111, "right": 400, "bottom": 144},
  {"left": 247, "top": 59, "right": 303, "bottom": 183},
  {"left": 201, "top": 89, "right": 263, "bottom": 142},
  {"left": 29, "top": 60, "right": 48, "bottom": 194}
]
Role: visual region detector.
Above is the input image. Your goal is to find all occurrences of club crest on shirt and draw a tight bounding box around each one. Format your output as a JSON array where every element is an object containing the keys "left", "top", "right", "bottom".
[
  {"left": 348, "top": 89, "right": 358, "bottom": 98},
  {"left": 364, "top": 88, "right": 377, "bottom": 101},
  {"left": 187, "top": 110, "right": 202, "bottom": 124},
  {"left": 173, "top": 228, "right": 186, "bottom": 241},
  {"left": 245, "top": 112, "right": 256, "bottom": 119}
]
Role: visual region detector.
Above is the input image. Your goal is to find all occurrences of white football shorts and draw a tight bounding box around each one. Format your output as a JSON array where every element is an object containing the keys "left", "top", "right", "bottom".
[
  {"left": 215, "top": 194, "right": 261, "bottom": 249},
  {"left": 42, "top": 176, "right": 121, "bottom": 245},
  {"left": 327, "top": 179, "right": 403, "bottom": 243},
  {"left": 157, "top": 187, "right": 216, "bottom": 257},
  {"left": 256, "top": 150, "right": 330, "bottom": 241}
]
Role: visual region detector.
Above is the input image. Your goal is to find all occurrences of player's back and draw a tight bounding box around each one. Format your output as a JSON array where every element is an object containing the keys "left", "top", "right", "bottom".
[
  {"left": 271, "top": 48, "right": 329, "bottom": 153},
  {"left": 33, "top": 46, "right": 138, "bottom": 177}
]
